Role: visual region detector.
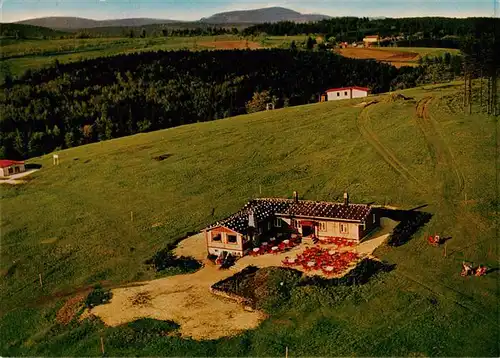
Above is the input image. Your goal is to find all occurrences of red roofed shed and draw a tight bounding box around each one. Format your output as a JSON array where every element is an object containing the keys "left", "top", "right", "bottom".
[{"left": 0, "top": 160, "right": 25, "bottom": 177}]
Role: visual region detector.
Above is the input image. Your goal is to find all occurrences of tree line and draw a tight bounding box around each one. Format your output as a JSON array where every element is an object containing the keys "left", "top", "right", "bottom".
[
  {"left": 242, "top": 17, "right": 500, "bottom": 44},
  {"left": 460, "top": 22, "right": 500, "bottom": 115},
  {"left": 0, "top": 49, "right": 462, "bottom": 159}
]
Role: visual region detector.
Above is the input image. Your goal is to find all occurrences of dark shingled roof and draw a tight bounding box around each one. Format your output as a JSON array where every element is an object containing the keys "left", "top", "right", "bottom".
[{"left": 206, "top": 197, "right": 372, "bottom": 234}]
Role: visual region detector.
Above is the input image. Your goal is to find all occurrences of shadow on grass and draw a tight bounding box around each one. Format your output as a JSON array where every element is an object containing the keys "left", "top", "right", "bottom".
[
  {"left": 300, "top": 258, "right": 396, "bottom": 287},
  {"left": 486, "top": 267, "right": 499, "bottom": 275},
  {"left": 152, "top": 154, "right": 172, "bottom": 161},
  {"left": 375, "top": 207, "right": 433, "bottom": 247},
  {"left": 144, "top": 231, "right": 201, "bottom": 273},
  {"left": 441, "top": 236, "right": 452, "bottom": 244},
  {"left": 25, "top": 163, "right": 42, "bottom": 169},
  {"left": 211, "top": 258, "right": 396, "bottom": 310}
]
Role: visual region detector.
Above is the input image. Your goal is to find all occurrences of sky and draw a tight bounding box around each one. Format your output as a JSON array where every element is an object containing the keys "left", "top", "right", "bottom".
[{"left": 0, "top": 0, "right": 497, "bottom": 23}]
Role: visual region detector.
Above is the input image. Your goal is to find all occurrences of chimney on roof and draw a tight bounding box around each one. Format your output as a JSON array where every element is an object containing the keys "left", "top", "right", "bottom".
[
  {"left": 248, "top": 210, "right": 255, "bottom": 227},
  {"left": 293, "top": 191, "right": 299, "bottom": 203},
  {"left": 343, "top": 192, "right": 349, "bottom": 206}
]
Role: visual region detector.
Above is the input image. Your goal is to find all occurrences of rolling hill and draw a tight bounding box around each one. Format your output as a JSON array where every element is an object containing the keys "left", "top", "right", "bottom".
[
  {"left": 15, "top": 16, "right": 181, "bottom": 29},
  {"left": 200, "top": 6, "right": 331, "bottom": 23},
  {"left": 14, "top": 7, "right": 331, "bottom": 30},
  {"left": 0, "top": 83, "right": 498, "bottom": 356},
  {"left": 0, "top": 23, "right": 68, "bottom": 39}
]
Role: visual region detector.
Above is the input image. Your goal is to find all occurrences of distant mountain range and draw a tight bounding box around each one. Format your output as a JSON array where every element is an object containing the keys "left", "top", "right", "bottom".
[
  {"left": 15, "top": 17, "right": 181, "bottom": 29},
  {"left": 200, "top": 7, "right": 331, "bottom": 24},
  {"left": 14, "top": 7, "right": 331, "bottom": 30}
]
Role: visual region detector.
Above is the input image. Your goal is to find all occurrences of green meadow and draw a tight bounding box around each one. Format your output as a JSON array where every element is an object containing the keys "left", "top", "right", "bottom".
[
  {"left": 1, "top": 83, "right": 498, "bottom": 356},
  {"left": 0, "top": 35, "right": 299, "bottom": 80}
]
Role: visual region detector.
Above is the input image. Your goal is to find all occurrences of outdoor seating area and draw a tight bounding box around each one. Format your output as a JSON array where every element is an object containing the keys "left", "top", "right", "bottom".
[
  {"left": 282, "top": 247, "right": 360, "bottom": 276},
  {"left": 317, "top": 236, "right": 356, "bottom": 248},
  {"left": 249, "top": 235, "right": 301, "bottom": 256}
]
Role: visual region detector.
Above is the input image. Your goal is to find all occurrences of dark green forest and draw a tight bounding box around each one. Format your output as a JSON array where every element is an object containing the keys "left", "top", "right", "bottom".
[
  {"left": 243, "top": 17, "right": 500, "bottom": 44},
  {"left": 0, "top": 49, "right": 465, "bottom": 159},
  {"left": 0, "top": 23, "right": 68, "bottom": 40}
]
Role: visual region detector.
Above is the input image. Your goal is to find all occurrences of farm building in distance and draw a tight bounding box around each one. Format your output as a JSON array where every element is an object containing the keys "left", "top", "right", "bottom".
[
  {"left": 203, "top": 193, "right": 380, "bottom": 257},
  {"left": 322, "top": 86, "right": 370, "bottom": 101},
  {"left": 0, "top": 160, "right": 25, "bottom": 177},
  {"left": 363, "top": 35, "right": 380, "bottom": 47}
]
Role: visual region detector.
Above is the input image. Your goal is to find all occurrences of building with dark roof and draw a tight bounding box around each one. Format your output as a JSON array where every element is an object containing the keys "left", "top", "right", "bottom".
[{"left": 204, "top": 193, "right": 379, "bottom": 257}]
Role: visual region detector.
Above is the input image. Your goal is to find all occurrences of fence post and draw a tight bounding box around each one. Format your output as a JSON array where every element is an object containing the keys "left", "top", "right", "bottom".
[
  {"left": 100, "top": 336, "right": 105, "bottom": 355},
  {"left": 39, "top": 273, "right": 43, "bottom": 288}
]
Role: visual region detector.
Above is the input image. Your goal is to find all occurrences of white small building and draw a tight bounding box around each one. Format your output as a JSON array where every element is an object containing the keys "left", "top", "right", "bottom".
[
  {"left": 324, "top": 86, "right": 370, "bottom": 101},
  {"left": 0, "top": 160, "right": 25, "bottom": 177},
  {"left": 363, "top": 35, "right": 380, "bottom": 47}
]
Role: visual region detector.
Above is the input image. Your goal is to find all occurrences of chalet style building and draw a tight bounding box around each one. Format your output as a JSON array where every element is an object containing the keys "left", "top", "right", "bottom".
[{"left": 203, "top": 193, "right": 379, "bottom": 257}]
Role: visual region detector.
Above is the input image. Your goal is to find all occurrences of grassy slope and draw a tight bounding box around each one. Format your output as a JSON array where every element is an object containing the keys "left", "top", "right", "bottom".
[{"left": 1, "top": 83, "right": 498, "bottom": 356}]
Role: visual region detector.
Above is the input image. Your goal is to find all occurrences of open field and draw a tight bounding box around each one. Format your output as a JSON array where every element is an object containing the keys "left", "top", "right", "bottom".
[
  {"left": 199, "top": 40, "right": 261, "bottom": 49},
  {"left": 0, "top": 35, "right": 295, "bottom": 80},
  {"left": 378, "top": 46, "right": 461, "bottom": 57},
  {"left": 1, "top": 82, "right": 498, "bottom": 356},
  {"left": 337, "top": 47, "right": 460, "bottom": 68}
]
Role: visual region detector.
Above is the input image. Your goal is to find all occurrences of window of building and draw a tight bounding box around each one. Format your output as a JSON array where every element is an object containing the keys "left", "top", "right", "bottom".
[
  {"left": 337, "top": 92, "right": 340, "bottom": 97},
  {"left": 291, "top": 219, "right": 297, "bottom": 228},
  {"left": 211, "top": 233, "right": 221, "bottom": 241},
  {"left": 8, "top": 167, "right": 13, "bottom": 174},
  {"left": 360, "top": 223, "right": 366, "bottom": 232},
  {"left": 274, "top": 218, "right": 282, "bottom": 227},
  {"left": 319, "top": 222, "right": 327, "bottom": 232},
  {"left": 344, "top": 91, "right": 348, "bottom": 96},
  {"left": 227, "top": 235, "right": 237, "bottom": 244},
  {"left": 14, "top": 167, "right": 20, "bottom": 173},
  {"left": 340, "top": 223, "right": 349, "bottom": 234}
]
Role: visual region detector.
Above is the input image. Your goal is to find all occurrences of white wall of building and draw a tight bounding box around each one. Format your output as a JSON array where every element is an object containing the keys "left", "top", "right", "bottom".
[
  {"left": 327, "top": 89, "right": 352, "bottom": 101},
  {"left": 326, "top": 88, "right": 368, "bottom": 101},
  {"left": 351, "top": 89, "right": 369, "bottom": 99}
]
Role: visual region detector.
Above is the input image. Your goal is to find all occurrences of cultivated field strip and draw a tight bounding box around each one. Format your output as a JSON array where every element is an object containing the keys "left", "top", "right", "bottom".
[{"left": 357, "top": 104, "right": 420, "bottom": 184}]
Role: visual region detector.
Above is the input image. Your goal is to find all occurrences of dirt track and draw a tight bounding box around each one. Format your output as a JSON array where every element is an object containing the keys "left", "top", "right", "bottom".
[
  {"left": 89, "top": 234, "right": 267, "bottom": 340},
  {"left": 357, "top": 103, "right": 420, "bottom": 184},
  {"left": 415, "top": 97, "right": 465, "bottom": 195}
]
